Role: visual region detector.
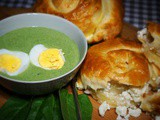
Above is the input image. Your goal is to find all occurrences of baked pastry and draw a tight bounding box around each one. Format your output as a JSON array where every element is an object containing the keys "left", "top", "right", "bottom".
[
  {"left": 138, "top": 22, "right": 160, "bottom": 68},
  {"left": 79, "top": 38, "right": 150, "bottom": 88},
  {"left": 137, "top": 22, "right": 160, "bottom": 88},
  {"left": 140, "top": 92, "right": 160, "bottom": 114},
  {"left": 33, "top": 0, "right": 124, "bottom": 43},
  {"left": 136, "top": 22, "right": 160, "bottom": 115},
  {"left": 76, "top": 37, "right": 160, "bottom": 118}
]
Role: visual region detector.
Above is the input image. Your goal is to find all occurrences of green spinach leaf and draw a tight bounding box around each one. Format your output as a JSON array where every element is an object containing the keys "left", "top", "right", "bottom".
[
  {"left": 78, "top": 94, "right": 92, "bottom": 120},
  {"left": 26, "top": 97, "right": 45, "bottom": 120},
  {"left": 0, "top": 88, "right": 92, "bottom": 120},
  {"left": 34, "top": 94, "right": 63, "bottom": 120},
  {"left": 0, "top": 96, "right": 32, "bottom": 120},
  {"left": 59, "top": 89, "right": 92, "bottom": 120}
]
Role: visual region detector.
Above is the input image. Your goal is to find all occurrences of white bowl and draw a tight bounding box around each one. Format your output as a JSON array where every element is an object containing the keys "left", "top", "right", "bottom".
[{"left": 0, "top": 13, "right": 87, "bottom": 95}]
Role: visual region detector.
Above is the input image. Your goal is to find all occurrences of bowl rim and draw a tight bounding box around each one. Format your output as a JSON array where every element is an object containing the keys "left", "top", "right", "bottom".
[{"left": 0, "top": 13, "right": 88, "bottom": 84}]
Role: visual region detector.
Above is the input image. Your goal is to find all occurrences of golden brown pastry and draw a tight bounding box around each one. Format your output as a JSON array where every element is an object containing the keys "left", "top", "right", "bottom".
[
  {"left": 34, "top": 0, "right": 124, "bottom": 43},
  {"left": 137, "top": 22, "right": 160, "bottom": 69},
  {"left": 76, "top": 37, "right": 160, "bottom": 118},
  {"left": 137, "top": 22, "right": 160, "bottom": 89},
  {"left": 79, "top": 38, "right": 149, "bottom": 89},
  {"left": 136, "top": 22, "right": 160, "bottom": 114},
  {"left": 77, "top": 38, "right": 149, "bottom": 104},
  {"left": 140, "top": 92, "right": 160, "bottom": 113}
]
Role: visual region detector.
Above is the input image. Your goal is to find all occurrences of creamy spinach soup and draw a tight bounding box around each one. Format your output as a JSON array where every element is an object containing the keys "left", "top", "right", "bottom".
[{"left": 0, "top": 27, "right": 80, "bottom": 81}]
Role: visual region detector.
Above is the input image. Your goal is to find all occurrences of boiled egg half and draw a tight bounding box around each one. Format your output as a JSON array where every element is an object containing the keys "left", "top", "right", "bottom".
[
  {"left": 0, "top": 49, "right": 30, "bottom": 76},
  {"left": 29, "top": 44, "right": 65, "bottom": 70}
]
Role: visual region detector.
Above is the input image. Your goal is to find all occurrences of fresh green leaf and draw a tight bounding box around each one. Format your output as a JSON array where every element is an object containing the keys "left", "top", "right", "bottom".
[
  {"left": 0, "top": 96, "right": 32, "bottom": 120},
  {"left": 78, "top": 94, "right": 92, "bottom": 120},
  {"left": 43, "top": 94, "right": 63, "bottom": 120},
  {"left": 0, "top": 89, "right": 93, "bottom": 120},
  {"left": 52, "top": 93, "right": 63, "bottom": 120},
  {"left": 12, "top": 99, "right": 32, "bottom": 120},
  {"left": 34, "top": 94, "right": 63, "bottom": 120},
  {"left": 59, "top": 89, "right": 77, "bottom": 120},
  {"left": 59, "top": 89, "right": 92, "bottom": 120},
  {"left": 34, "top": 94, "right": 55, "bottom": 120},
  {"left": 26, "top": 97, "right": 45, "bottom": 120}
]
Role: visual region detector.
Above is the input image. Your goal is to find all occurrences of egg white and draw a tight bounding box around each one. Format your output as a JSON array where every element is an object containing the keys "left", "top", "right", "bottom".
[
  {"left": 0, "top": 49, "right": 30, "bottom": 76},
  {"left": 29, "top": 44, "right": 65, "bottom": 70}
]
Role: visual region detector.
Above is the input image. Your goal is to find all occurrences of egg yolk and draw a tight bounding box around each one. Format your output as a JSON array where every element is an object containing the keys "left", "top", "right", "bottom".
[
  {"left": 0, "top": 54, "right": 21, "bottom": 73},
  {"left": 38, "top": 48, "right": 65, "bottom": 70}
]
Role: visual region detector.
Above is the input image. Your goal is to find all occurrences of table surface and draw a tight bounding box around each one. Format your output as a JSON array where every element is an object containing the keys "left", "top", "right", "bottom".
[{"left": 0, "top": 6, "right": 153, "bottom": 120}]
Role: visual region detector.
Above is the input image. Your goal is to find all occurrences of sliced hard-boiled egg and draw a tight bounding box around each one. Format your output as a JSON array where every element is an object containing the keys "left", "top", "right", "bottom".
[
  {"left": 0, "top": 49, "right": 30, "bottom": 76},
  {"left": 29, "top": 44, "right": 65, "bottom": 70}
]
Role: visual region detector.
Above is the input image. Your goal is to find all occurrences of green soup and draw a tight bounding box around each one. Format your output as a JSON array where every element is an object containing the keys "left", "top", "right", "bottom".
[{"left": 0, "top": 27, "right": 80, "bottom": 81}]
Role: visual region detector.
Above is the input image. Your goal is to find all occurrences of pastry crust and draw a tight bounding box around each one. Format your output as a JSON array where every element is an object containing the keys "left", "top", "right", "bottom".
[
  {"left": 147, "top": 22, "right": 160, "bottom": 40},
  {"left": 80, "top": 38, "right": 150, "bottom": 90},
  {"left": 140, "top": 92, "right": 160, "bottom": 113},
  {"left": 34, "top": 0, "right": 124, "bottom": 43},
  {"left": 137, "top": 22, "right": 160, "bottom": 69}
]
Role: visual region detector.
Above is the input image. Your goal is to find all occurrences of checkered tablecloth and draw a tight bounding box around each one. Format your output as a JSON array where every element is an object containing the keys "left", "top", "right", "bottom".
[
  {"left": 123, "top": 0, "right": 160, "bottom": 29},
  {"left": 0, "top": 0, "right": 159, "bottom": 29}
]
